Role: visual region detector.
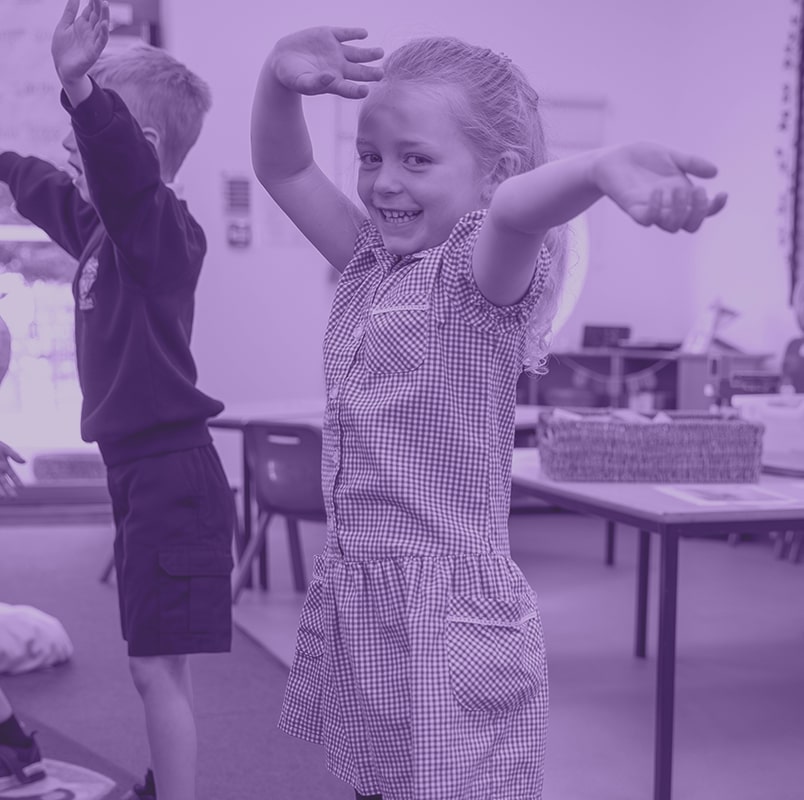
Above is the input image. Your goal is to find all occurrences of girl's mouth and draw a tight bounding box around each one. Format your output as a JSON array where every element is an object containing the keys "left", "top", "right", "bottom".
[{"left": 379, "top": 209, "right": 422, "bottom": 225}]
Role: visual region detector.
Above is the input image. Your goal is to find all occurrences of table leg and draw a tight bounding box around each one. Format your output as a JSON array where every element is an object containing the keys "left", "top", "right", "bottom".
[
  {"left": 241, "top": 441, "right": 254, "bottom": 590},
  {"left": 635, "top": 529, "right": 650, "bottom": 658},
  {"left": 653, "top": 529, "right": 680, "bottom": 800},
  {"left": 605, "top": 521, "right": 617, "bottom": 566}
]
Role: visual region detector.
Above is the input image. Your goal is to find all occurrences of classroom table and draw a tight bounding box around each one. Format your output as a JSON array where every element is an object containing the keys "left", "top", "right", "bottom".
[{"left": 510, "top": 447, "right": 804, "bottom": 800}]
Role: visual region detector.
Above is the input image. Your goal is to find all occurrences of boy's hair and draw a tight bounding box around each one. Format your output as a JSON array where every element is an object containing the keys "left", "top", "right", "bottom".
[
  {"left": 89, "top": 44, "right": 211, "bottom": 180},
  {"left": 379, "top": 37, "right": 569, "bottom": 374}
]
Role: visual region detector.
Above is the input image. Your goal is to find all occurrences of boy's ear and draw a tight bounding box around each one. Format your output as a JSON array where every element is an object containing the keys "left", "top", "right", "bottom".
[
  {"left": 481, "top": 151, "right": 521, "bottom": 204},
  {"left": 141, "top": 126, "right": 161, "bottom": 153}
]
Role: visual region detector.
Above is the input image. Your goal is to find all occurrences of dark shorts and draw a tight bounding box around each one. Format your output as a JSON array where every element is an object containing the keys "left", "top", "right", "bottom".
[{"left": 107, "top": 444, "right": 235, "bottom": 657}]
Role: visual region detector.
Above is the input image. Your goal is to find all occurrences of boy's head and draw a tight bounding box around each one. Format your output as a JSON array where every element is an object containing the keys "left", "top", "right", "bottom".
[{"left": 63, "top": 43, "right": 211, "bottom": 201}]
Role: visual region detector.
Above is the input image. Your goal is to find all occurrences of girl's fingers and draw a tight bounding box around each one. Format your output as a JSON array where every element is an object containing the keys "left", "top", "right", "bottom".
[
  {"left": 633, "top": 187, "right": 663, "bottom": 226},
  {"left": 294, "top": 72, "right": 336, "bottom": 93},
  {"left": 671, "top": 150, "right": 718, "bottom": 179},
  {"left": 342, "top": 44, "right": 384, "bottom": 64},
  {"left": 706, "top": 191, "right": 728, "bottom": 218},
  {"left": 294, "top": 71, "right": 372, "bottom": 99},
  {"left": 58, "top": 0, "right": 81, "bottom": 26},
  {"left": 343, "top": 62, "right": 384, "bottom": 83},
  {"left": 682, "top": 186, "right": 709, "bottom": 233},
  {"left": 331, "top": 27, "right": 369, "bottom": 42},
  {"left": 326, "top": 78, "right": 370, "bottom": 99}
]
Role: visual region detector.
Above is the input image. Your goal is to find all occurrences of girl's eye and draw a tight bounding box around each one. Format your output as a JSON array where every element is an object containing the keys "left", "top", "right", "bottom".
[
  {"left": 358, "top": 153, "right": 380, "bottom": 166},
  {"left": 405, "top": 155, "right": 430, "bottom": 167}
]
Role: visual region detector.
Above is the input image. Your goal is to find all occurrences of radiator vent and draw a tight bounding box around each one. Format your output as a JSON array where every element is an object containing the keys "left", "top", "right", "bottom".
[{"left": 223, "top": 176, "right": 251, "bottom": 215}]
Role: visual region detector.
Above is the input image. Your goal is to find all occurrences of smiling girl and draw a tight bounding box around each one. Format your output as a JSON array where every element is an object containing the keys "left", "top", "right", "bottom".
[{"left": 251, "top": 26, "right": 727, "bottom": 800}]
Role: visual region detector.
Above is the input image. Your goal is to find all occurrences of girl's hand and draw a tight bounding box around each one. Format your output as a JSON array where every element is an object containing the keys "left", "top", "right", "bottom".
[
  {"left": 52, "top": 0, "right": 110, "bottom": 87},
  {"left": 271, "top": 26, "right": 384, "bottom": 100},
  {"left": 592, "top": 142, "right": 728, "bottom": 233},
  {"left": 0, "top": 441, "right": 24, "bottom": 498}
]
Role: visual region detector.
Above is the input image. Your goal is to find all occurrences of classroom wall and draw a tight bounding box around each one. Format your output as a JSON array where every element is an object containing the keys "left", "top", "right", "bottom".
[{"left": 160, "top": 0, "right": 795, "bottom": 407}]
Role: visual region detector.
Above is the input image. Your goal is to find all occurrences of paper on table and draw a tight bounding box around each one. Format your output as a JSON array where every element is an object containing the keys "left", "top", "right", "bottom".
[{"left": 657, "top": 484, "right": 799, "bottom": 506}]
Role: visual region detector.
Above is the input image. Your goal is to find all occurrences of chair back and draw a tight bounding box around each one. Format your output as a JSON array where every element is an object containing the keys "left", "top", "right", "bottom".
[{"left": 243, "top": 422, "right": 325, "bottom": 518}]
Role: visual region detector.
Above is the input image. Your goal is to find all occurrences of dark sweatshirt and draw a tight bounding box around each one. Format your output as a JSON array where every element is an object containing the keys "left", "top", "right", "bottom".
[{"left": 0, "top": 80, "right": 223, "bottom": 465}]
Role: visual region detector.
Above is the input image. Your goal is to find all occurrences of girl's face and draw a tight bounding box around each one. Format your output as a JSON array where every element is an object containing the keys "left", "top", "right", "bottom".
[{"left": 356, "top": 82, "right": 488, "bottom": 256}]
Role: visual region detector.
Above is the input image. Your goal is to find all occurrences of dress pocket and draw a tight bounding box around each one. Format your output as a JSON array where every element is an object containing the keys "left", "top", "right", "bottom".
[
  {"left": 158, "top": 549, "right": 233, "bottom": 634},
  {"left": 363, "top": 305, "right": 430, "bottom": 374},
  {"left": 295, "top": 578, "right": 326, "bottom": 658},
  {"left": 445, "top": 594, "right": 546, "bottom": 713}
]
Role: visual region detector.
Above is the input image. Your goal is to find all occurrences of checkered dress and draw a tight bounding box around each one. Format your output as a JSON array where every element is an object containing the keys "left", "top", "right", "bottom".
[{"left": 279, "top": 210, "right": 553, "bottom": 799}]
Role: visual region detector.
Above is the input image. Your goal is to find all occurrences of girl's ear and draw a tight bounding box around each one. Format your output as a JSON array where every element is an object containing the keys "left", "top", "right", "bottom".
[{"left": 481, "top": 150, "right": 521, "bottom": 204}]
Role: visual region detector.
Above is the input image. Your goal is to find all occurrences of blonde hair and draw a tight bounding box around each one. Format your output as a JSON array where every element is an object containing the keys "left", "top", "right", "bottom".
[
  {"left": 90, "top": 44, "right": 211, "bottom": 179},
  {"left": 378, "top": 36, "right": 567, "bottom": 374}
]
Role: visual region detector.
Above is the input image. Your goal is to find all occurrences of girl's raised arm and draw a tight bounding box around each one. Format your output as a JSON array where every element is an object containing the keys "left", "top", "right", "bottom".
[
  {"left": 473, "top": 142, "right": 728, "bottom": 306},
  {"left": 250, "top": 27, "right": 383, "bottom": 272}
]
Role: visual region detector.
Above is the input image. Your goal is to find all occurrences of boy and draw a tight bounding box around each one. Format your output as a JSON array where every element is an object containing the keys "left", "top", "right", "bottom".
[{"left": 0, "top": 2, "right": 235, "bottom": 798}]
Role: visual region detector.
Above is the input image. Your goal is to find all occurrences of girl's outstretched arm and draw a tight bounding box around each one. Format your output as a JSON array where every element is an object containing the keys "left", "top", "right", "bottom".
[
  {"left": 473, "top": 142, "right": 728, "bottom": 306},
  {"left": 251, "top": 27, "right": 383, "bottom": 272}
]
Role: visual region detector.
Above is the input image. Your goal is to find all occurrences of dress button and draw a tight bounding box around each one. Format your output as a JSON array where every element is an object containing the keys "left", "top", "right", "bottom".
[
  {"left": 330, "top": 385, "right": 339, "bottom": 400},
  {"left": 353, "top": 324, "right": 364, "bottom": 339}
]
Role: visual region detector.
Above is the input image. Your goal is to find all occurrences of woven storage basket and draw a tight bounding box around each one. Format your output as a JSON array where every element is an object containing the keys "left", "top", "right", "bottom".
[{"left": 537, "top": 409, "right": 764, "bottom": 482}]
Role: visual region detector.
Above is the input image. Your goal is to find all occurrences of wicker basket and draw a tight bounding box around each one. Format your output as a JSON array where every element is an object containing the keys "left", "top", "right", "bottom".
[{"left": 537, "top": 409, "right": 764, "bottom": 483}]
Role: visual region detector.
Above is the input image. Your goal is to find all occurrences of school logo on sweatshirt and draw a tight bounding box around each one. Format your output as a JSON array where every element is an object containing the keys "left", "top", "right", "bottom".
[{"left": 78, "top": 256, "right": 99, "bottom": 311}]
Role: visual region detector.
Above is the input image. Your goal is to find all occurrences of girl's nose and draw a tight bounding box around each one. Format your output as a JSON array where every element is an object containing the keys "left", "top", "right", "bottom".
[{"left": 372, "top": 163, "right": 403, "bottom": 195}]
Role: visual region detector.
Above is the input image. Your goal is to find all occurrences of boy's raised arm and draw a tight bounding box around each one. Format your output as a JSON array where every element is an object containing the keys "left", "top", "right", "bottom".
[
  {"left": 251, "top": 27, "right": 383, "bottom": 272},
  {"left": 473, "top": 142, "right": 728, "bottom": 307},
  {"left": 52, "top": 0, "right": 205, "bottom": 284},
  {"left": 0, "top": 153, "right": 99, "bottom": 259}
]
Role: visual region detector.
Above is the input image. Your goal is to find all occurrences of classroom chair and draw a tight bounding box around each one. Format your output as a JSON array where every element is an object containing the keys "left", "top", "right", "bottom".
[{"left": 231, "top": 422, "right": 325, "bottom": 602}]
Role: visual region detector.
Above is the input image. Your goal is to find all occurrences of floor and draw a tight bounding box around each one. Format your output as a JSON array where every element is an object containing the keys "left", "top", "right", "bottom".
[{"left": 232, "top": 510, "right": 804, "bottom": 800}]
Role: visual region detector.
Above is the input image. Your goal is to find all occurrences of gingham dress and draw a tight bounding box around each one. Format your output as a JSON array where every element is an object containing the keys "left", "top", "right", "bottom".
[{"left": 279, "top": 210, "right": 553, "bottom": 799}]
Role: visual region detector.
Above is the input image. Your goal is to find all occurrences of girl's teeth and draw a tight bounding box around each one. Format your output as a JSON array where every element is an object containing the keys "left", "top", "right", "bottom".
[{"left": 383, "top": 210, "right": 419, "bottom": 223}]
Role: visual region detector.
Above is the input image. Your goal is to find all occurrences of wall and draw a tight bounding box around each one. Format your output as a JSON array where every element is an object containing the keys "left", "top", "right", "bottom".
[{"left": 160, "top": 0, "right": 796, "bottom": 405}]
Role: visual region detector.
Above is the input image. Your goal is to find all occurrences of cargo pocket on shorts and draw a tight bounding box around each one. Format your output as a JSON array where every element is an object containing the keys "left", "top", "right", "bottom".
[
  {"left": 445, "top": 594, "right": 546, "bottom": 714},
  {"left": 158, "top": 550, "right": 234, "bottom": 634}
]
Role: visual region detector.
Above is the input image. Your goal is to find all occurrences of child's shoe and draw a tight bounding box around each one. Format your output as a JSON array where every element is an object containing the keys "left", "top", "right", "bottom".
[
  {"left": 121, "top": 768, "right": 156, "bottom": 799},
  {"left": 0, "top": 733, "right": 46, "bottom": 790}
]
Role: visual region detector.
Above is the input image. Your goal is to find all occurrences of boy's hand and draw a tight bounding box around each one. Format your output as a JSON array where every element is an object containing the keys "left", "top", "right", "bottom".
[
  {"left": 271, "top": 26, "right": 384, "bottom": 100},
  {"left": 52, "top": 0, "right": 110, "bottom": 90},
  {"left": 0, "top": 441, "right": 25, "bottom": 498},
  {"left": 592, "top": 142, "right": 728, "bottom": 233}
]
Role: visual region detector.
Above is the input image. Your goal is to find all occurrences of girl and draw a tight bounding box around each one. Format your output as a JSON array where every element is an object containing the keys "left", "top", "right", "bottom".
[{"left": 251, "top": 26, "right": 726, "bottom": 800}]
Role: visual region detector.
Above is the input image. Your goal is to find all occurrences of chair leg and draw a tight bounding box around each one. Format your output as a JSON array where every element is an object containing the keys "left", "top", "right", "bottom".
[
  {"left": 231, "top": 487, "right": 247, "bottom": 559},
  {"left": 232, "top": 512, "right": 271, "bottom": 602},
  {"left": 286, "top": 517, "right": 307, "bottom": 592},
  {"left": 789, "top": 531, "right": 803, "bottom": 564},
  {"left": 772, "top": 531, "right": 788, "bottom": 559},
  {"left": 259, "top": 537, "right": 269, "bottom": 590},
  {"left": 100, "top": 551, "right": 115, "bottom": 584}
]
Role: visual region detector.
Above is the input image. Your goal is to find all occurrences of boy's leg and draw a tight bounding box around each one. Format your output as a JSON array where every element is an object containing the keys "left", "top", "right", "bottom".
[
  {"left": 0, "top": 686, "right": 45, "bottom": 789},
  {"left": 129, "top": 654, "right": 195, "bottom": 800}
]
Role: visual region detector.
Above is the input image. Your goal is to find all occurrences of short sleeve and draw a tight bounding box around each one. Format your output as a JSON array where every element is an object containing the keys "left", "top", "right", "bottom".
[
  {"left": 442, "top": 210, "right": 553, "bottom": 333},
  {"left": 353, "top": 217, "right": 383, "bottom": 255}
]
